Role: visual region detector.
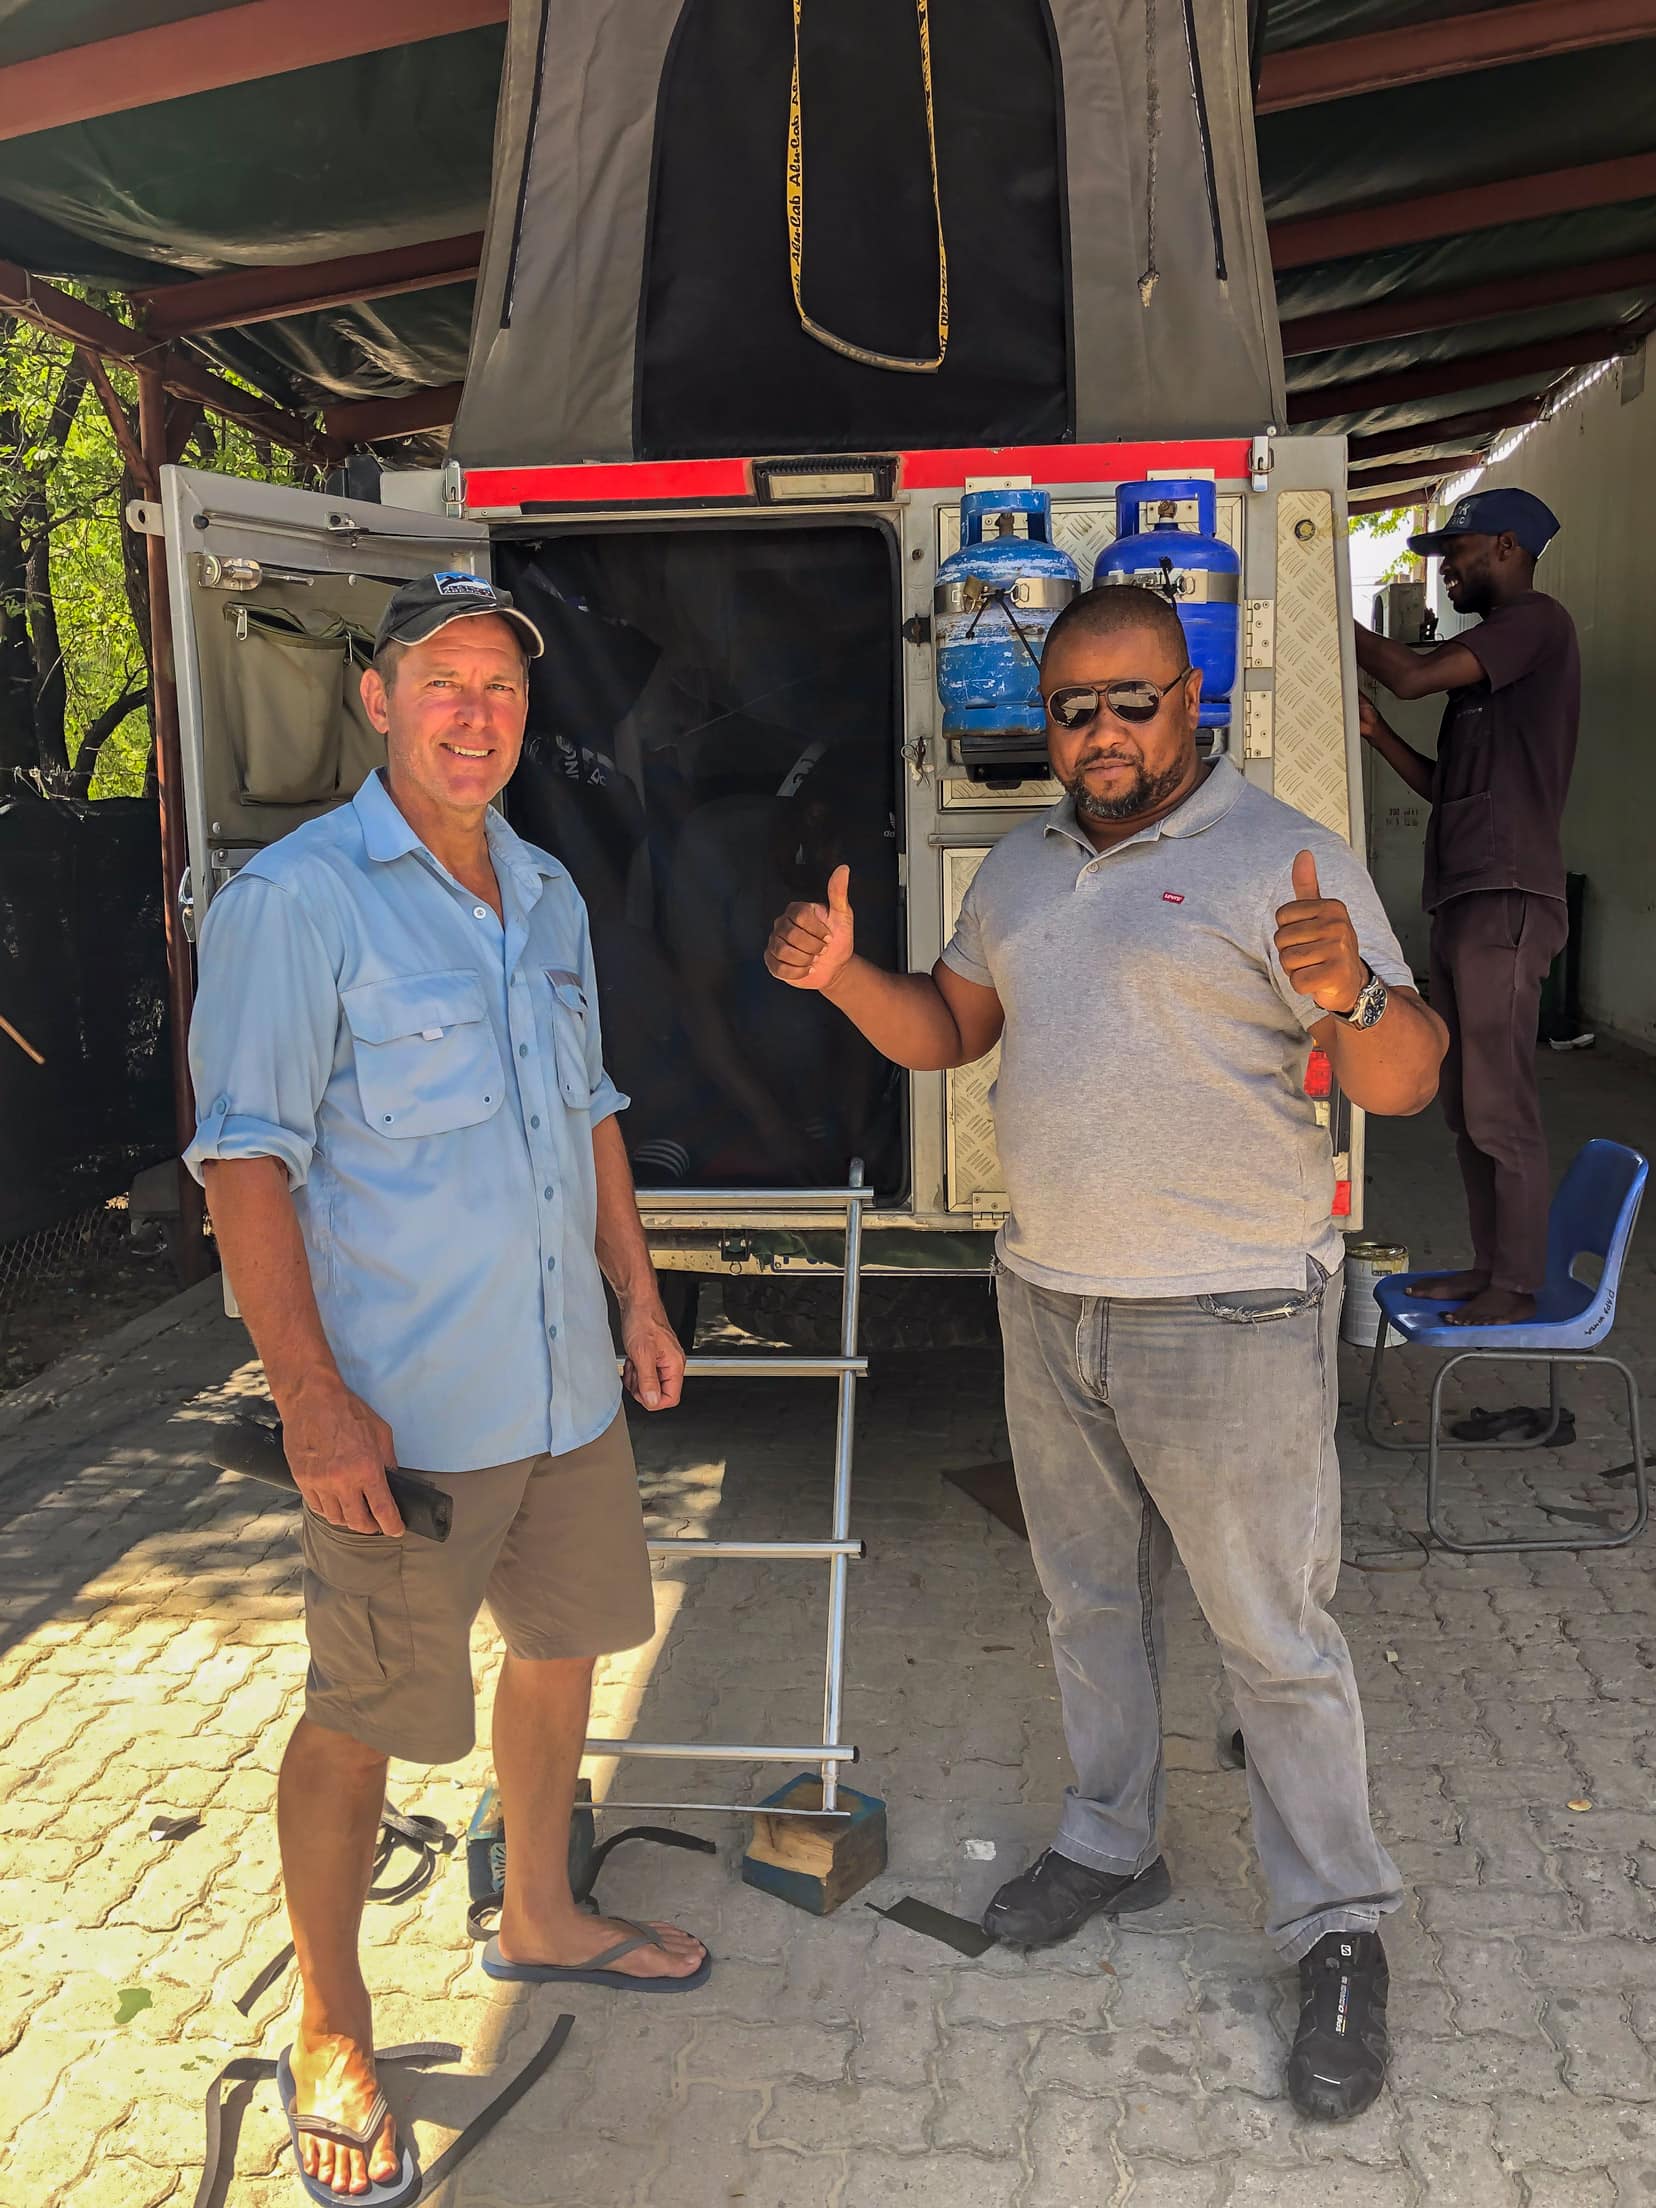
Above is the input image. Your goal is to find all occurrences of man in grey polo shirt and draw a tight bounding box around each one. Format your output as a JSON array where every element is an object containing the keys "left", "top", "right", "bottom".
[{"left": 766, "top": 585, "right": 1447, "bottom": 2121}]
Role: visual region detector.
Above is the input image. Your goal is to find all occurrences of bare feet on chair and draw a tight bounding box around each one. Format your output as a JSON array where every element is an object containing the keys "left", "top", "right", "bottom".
[
  {"left": 1406, "top": 1270, "right": 1489, "bottom": 1301},
  {"left": 1444, "top": 1287, "right": 1537, "bottom": 1326}
]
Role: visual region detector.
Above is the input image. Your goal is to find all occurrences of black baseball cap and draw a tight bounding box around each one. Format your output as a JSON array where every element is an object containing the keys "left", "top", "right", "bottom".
[
  {"left": 372, "top": 571, "right": 544, "bottom": 658},
  {"left": 1408, "top": 488, "right": 1560, "bottom": 560}
]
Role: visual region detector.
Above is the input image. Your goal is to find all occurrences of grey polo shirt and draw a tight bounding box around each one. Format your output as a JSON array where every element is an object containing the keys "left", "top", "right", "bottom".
[{"left": 942, "top": 758, "right": 1413, "bottom": 1298}]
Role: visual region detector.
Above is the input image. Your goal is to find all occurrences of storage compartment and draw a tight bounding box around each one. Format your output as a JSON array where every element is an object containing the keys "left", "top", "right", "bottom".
[
  {"left": 187, "top": 570, "right": 393, "bottom": 845},
  {"left": 495, "top": 523, "right": 906, "bottom": 1196}
]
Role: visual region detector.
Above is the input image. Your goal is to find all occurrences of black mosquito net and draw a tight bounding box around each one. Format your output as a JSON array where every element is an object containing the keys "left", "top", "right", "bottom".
[
  {"left": 637, "top": 0, "right": 1069, "bottom": 458},
  {"left": 497, "top": 523, "right": 906, "bottom": 1195}
]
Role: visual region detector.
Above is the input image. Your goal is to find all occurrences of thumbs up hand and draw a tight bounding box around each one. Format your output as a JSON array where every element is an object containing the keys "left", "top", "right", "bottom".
[
  {"left": 766, "top": 863, "right": 857, "bottom": 994},
  {"left": 1273, "top": 848, "right": 1367, "bottom": 1015}
]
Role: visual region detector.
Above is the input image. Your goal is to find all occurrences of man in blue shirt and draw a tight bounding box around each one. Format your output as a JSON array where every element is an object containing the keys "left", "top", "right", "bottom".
[{"left": 188, "top": 573, "right": 705, "bottom": 2204}]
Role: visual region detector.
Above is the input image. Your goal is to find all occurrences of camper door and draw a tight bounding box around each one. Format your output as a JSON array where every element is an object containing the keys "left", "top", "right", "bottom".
[{"left": 153, "top": 466, "right": 490, "bottom": 930}]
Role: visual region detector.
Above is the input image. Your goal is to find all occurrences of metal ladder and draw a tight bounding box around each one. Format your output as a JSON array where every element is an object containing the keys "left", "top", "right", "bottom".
[{"left": 586, "top": 1163, "right": 870, "bottom": 1819}]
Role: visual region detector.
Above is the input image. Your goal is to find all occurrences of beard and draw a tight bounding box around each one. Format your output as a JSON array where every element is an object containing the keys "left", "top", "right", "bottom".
[{"left": 1064, "top": 753, "right": 1190, "bottom": 823}]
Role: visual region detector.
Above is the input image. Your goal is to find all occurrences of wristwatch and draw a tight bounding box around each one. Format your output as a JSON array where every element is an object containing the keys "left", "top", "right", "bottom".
[{"left": 1336, "top": 967, "right": 1389, "bottom": 1030}]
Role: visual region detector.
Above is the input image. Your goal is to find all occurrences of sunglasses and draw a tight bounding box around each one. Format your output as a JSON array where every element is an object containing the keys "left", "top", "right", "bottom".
[{"left": 1045, "top": 669, "right": 1194, "bottom": 729}]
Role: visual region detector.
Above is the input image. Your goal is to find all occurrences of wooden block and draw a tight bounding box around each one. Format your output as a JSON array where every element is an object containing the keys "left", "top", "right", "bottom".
[{"left": 741, "top": 1775, "right": 887, "bottom": 1915}]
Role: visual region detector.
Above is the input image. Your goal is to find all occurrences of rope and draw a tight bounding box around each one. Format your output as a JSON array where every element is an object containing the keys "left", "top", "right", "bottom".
[{"left": 787, "top": 0, "right": 948, "bottom": 372}]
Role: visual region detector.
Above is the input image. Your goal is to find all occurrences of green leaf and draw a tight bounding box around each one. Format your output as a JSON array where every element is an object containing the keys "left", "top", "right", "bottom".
[{"left": 112, "top": 1986, "right": 153, "bottom": 2026}]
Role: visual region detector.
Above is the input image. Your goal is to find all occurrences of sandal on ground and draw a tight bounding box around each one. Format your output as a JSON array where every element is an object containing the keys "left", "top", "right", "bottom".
[{"left": 480, "top": 1920, "right": 711, "bottom": 1993}]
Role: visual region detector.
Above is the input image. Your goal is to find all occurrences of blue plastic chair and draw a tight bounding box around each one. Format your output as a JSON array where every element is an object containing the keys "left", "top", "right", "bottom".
[{"left": 1362, "top": 1139, "right": 1649, "bottom": 1553}]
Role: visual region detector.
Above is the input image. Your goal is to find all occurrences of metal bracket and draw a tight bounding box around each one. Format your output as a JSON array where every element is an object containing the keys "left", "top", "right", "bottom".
[
  {"left": 901, "top": 612, "right": 932, "bottom": 646},
  {"left": 1250, "top": 433, "right": 1274, "bottom": 494},
  {"left": 1244, "top": 599, "right": 1276, "bottom": 669},
  {"left": 1243, "top": 691, "right": 1275, "bottom": 761},
  {"left": 125, "top": 498, "right": 163, "bottom": 537}
]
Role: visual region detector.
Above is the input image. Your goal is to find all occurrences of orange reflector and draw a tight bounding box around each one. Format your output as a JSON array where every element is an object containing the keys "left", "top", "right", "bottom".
[
  {"left": 1332, "top": 1180, "right": 1353, "bottom": 1218},
  {"left": 1304, "top": 1048, "right": 1333, "bottom": 1100}
]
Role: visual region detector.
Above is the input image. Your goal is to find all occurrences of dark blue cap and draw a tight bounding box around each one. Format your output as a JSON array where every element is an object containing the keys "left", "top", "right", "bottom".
[{"left": 1408, "top": 488, "right": 1560, "bottom": 559}]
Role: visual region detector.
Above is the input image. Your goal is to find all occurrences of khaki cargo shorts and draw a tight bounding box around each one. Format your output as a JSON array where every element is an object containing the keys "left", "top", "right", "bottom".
[{"left": 299, "top": 1411, "right": 654, "bottom": 1763}]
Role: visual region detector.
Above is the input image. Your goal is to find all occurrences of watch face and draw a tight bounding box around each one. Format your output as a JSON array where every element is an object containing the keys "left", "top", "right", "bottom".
[{"left": 1352, "top": 976, "right": 1387, "bottom": 1028}]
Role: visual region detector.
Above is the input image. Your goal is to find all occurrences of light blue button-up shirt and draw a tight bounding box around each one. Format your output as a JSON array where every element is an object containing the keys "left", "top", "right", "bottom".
[{"left": 185, "top": 770, "right": 628, "bottom": 1472}]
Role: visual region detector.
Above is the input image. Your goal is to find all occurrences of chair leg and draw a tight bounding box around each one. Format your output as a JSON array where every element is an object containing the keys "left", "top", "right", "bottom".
[
  {"left": 1363, "top": 1317, "right": 1418, "bottom": 1453},
  {"left": 1426, "top": 1351, "right": 1649, "bottom": 1554},
  {"left": 1604, "top": 1358, "right": 1649, "bottom": 1551}
]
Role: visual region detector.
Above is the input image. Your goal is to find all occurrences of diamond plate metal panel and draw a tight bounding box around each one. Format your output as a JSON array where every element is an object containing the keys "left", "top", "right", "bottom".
[
  {"left": 940, "top": 774, "right": 1061, "bottom": 811},
  {"left": 942, "top": 846, "right": 1005, "bottom": 1215},
  {"left": 1272, "top": 491, "right": 1351, "bottom": 840}
]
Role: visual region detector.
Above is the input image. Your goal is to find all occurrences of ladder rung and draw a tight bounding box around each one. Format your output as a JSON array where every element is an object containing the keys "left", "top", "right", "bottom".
[
  {"left": 681, "top": 1354, "right": 867, "bottom": 1378},
  {"left": 647, "top": 1538, "right": 864, "bottom": 1560},
  {"left": 589, "top": 1800, "right": 853, "bottom": 1820},
  {"left": 584, "top": 1739, "right": 858, "bottom": 1764},
  {"left": 615, "top": 1354, "right": 865, "bottom": 1379},
  {"left": 641, "top": 1185, "right": 872, "bottom": 1211}
]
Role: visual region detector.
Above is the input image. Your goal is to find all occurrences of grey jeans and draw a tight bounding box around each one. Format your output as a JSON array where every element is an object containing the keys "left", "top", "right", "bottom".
[{"left": 996, "top": 1258, "right": 1402, "bottom": 1962}]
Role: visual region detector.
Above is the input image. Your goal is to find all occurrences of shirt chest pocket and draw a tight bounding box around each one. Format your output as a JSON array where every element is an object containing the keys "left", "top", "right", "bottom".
[
  {"left": 547, "top": 971, "right": 595, "bottom": 1110},
  {"left": 341, "top": 970, "right": 505, "bottom": 1138}
]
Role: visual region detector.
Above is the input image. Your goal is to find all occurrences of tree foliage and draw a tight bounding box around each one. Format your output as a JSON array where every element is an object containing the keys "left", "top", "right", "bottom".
[
  {"left": 1346, "top": 503, "right": 1424, "bottom": 588},
  {"left": 0, "top": 306, "right": 308, "bottom": 798}
]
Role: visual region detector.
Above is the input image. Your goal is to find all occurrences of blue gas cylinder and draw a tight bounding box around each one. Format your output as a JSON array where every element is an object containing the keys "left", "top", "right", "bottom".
[
  {"left": 1093, "top": 479, "right": 1240, "bottom": 730},
  {"left": 934, "top": 489, "right": 1079, "bottom": 738}
]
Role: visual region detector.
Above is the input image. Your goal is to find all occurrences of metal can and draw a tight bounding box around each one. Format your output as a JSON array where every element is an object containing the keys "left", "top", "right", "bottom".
[{"left": 1341, "top": 1241, "right": 1409, "bottom": 1348}]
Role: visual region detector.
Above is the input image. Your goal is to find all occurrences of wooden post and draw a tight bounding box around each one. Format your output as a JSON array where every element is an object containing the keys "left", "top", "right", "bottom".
[{"left": 136, "top": 365, "right": 209, "bottom": 1284}]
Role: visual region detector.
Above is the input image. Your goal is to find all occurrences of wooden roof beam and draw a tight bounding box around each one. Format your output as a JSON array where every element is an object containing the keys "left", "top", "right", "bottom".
[
  {"left": 1348, "top": 454, "right": 1486, "bottom": 493},
  {"left": 1288, "top": 322, "right": 1648, "bottom": 425},
  {"left": 1349, "top": 493, "right": 1437, "bottom": 518},
  {"left": 1257, "top": 0, "right": 1656, "bottom": 113},
  {"left": 1345, "top": 399, "right": 1547, "bottom": 464},
  {"left": 0, "top": 0, "right": 507, "bottom": 146},
  {"left": 136, "top": 234, "right": 485, "bottom": 339},
  {"left": 1269, "top": 152, "right": 1656, "bottom": 272},
  {"left": 1281, "top": 250, "right": 1656, "bottom": 357},
  {"left": 0, "top": 260, "right": 338, "bottom": 464},
  {"left": 323, "top": 383, "right": 464, "bottom": 447}
]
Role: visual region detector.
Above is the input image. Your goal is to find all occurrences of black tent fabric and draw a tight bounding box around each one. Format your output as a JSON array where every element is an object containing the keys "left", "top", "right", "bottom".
[
  {"left": 0, "top": 795, "right": 174, "bottom": 1243},
  {"left": 495, "top": 523, "right": 906, "bottom": 1195},
  {"left": 454, "top": 0, "right": 1284, "bottom": 465}
]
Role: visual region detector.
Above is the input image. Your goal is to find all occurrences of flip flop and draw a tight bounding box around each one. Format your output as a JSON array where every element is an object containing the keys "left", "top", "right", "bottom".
[
  {"left": 276, "top": 2046, "right": 422, "bottom": 2208},
  {"left": 480, "top": 1921, "right": 712, "bottom": 1994}
]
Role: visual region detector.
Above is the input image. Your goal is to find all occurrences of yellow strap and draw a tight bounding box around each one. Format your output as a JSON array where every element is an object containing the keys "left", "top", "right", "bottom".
[{"left": 787, "top": 0, "right": 949, "bottom": 374}]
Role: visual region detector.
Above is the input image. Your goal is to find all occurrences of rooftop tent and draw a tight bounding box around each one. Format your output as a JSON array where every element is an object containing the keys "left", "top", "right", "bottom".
[{"left": 452, "top": 0, "right": 1286, "bottom": 465}]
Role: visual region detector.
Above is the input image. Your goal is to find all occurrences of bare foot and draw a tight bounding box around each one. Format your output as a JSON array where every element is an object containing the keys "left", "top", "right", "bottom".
[
  {"left": 496, "top": 1910, "right": 707, "bottom": 1982},
  {"left": 1407, "top": 1269, "right": 1489, "bottom": 1301},
  {"left": 288, "top": 2027, "right": 399, "bottom": 2199},
  {"left": 1444, "top": 1287, "right": 1537, "bottom": 1326}
]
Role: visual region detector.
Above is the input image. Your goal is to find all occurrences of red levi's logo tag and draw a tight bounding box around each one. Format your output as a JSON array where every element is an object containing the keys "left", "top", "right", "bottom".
[{"left": 1162, "top": 891, "right": 1185, "bottom": 904}]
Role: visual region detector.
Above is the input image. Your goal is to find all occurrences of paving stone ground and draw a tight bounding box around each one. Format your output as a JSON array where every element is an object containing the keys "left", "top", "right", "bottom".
[{"left": 3, "top": 1047, "right": 1656, "bottom": 2207}]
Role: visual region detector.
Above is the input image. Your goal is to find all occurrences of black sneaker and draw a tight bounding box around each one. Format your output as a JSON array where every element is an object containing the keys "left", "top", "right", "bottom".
[
  {"left": 1287, "top": 1931, "right": 1390, "bottom": 2121},
  {"left": 981, "top": 1849, "right": 1170, "bottom": 1948}
]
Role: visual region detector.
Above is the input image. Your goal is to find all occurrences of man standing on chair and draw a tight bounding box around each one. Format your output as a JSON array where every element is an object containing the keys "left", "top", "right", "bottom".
[
  {"left": 1356, "top": 488, "right": 1577, "bottom": 1326},
  {"left": 766, "top": 585, "right": 1447, "bottom": 2121},
  {"left": 188, "top": 574, "right": 705, "bottom": 2208}
]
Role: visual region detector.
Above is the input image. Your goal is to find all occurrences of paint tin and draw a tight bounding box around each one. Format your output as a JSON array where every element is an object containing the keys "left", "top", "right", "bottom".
[{"left": 1342, "top": 1242, "right": 1409, "bottom": 1348}]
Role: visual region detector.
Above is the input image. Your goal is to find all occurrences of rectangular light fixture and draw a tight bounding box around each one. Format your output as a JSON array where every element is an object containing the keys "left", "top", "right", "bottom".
[{"left": 754, "top": 456, "right": 896, "bottom": 504}]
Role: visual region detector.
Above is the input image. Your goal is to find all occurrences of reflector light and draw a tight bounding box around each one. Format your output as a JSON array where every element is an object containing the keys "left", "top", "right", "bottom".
[
  {"left": 1304, "top": 1048, "right": 1333, "bottom": 1099},
  {"left": 1332, "top": 1181, "right": 1353, "bottom": 1218}
]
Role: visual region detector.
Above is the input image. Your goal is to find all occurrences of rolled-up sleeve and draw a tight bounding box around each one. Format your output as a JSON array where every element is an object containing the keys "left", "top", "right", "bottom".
[
  {"left": 940, "top": 871, "right": 994, "bottom": 989},
  {"left": 576, "top": 901, "right": 630, "bottom": 1127},
  {"left": 185, "top": 873, "right": 339, "bottom": 1189}
]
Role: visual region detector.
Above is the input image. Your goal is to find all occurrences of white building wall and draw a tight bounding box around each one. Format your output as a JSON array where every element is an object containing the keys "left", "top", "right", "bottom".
[{"left": 1462, "top": 354, "right": 1655, "bottom": 1049}]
